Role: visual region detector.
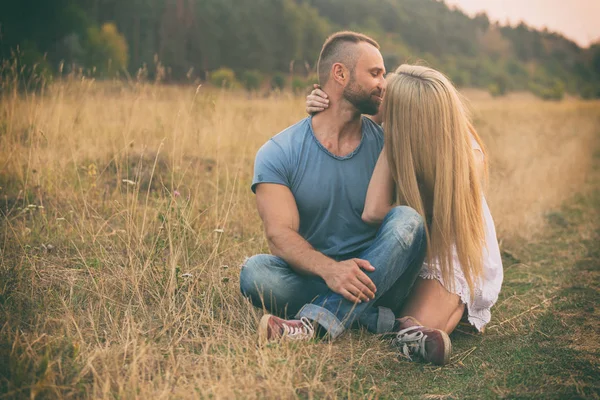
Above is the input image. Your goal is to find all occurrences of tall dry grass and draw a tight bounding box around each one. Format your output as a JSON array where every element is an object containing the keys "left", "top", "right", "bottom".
[{"left": 0, "top": 77, "right": 598, "bottom": 398}]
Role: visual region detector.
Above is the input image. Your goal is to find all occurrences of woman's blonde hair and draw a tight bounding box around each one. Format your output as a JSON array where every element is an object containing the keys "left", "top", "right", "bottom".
[{"left": 382, "top": 64, "right": 487, "bottom": 295}]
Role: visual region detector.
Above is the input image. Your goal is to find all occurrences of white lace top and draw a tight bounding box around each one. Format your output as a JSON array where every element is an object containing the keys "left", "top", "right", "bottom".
[{"left": 419, "top": 138, "right": 504, "bottom": 332}]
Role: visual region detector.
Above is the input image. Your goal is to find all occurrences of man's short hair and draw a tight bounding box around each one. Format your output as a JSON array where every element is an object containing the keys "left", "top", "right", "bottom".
[{"left": 317, "top": 31, "right": 380, "bottom": 85}]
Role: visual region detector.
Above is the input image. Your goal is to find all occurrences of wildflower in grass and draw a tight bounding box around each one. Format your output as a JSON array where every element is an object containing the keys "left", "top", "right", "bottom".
[
  {"left": 42, "top": 243, "right": 55, "bottom": 252},
  {"left": 174, "top": 189, "right": 181, "bottom": 198},
  {"left": 88, "top": 163, "right": 97, "bottom": 188}
]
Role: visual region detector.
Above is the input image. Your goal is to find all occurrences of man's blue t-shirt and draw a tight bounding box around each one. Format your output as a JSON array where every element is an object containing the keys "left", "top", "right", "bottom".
[{"left": 252, "top": 116, "right": 384, "bottom": 260}]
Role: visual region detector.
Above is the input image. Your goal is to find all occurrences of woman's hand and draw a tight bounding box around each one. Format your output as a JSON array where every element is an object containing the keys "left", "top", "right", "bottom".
[{"left": 306, "top": 84, "right": 330, "bottom": 115}]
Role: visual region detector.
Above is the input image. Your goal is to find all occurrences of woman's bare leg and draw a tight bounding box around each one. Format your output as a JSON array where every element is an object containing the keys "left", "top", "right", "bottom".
[{"left": 400, "top": 278, "right": 465, "bottom": 334}]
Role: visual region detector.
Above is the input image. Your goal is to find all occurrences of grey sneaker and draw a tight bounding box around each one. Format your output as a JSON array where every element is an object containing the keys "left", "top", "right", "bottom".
[{"left": 392, "top": 316, "right": 452, "bottom": 365}]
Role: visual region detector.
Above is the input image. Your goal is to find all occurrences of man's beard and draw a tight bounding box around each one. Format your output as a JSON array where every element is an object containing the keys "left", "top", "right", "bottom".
[{"left": 343, "top": 77, "right": 382, "bottom": 116}]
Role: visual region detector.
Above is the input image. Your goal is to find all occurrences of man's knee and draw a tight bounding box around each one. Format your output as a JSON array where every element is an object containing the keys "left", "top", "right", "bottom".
[
  {"left": 239, "top": 254, "right": 273, "bottom": 297},
  {"left": 239, "top": 254, "right": 300, "bottom": 316},
  {"left": 383, "top": 206, "right": 426, "bottom": 248}
]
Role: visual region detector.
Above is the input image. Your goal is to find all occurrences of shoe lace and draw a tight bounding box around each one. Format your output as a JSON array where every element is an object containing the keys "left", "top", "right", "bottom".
[
  {"left": 282, "top": 317, "right": 315, "bottom": 340},
  {"left": 392, "top": 326, "right": 427, "bottom": 361}
]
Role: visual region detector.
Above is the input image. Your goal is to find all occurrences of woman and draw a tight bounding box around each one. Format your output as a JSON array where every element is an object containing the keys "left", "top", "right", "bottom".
[{"left": 306, "top": 64, "right": 503, "bottom": 356}]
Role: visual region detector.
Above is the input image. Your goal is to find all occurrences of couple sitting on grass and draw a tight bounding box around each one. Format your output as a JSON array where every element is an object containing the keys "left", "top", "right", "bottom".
[{"left": 239, "top": 31, "right": 503, "bottom": 366}]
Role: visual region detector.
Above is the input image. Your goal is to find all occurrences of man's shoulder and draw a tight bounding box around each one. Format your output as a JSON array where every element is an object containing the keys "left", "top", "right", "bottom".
[
  {"left": 270, "top": 117, "right": 311, "bottom": 147},
  {"left": 256, "top": 117, "right": 311, "bottom": 159},
  {"left": 361, "top": 116, "right": 384, "bottom": 147},
  {"left": 361, "top": 116, "right": 383, "bottom": 135}
]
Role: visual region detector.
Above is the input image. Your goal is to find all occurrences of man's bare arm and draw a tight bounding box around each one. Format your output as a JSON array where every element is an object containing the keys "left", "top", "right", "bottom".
[
  {"left": 255, "top": 183, "right": 377, "bottom": 303},
  {"left": 256, "top": 183, "right": 334, "bottom": 276}
]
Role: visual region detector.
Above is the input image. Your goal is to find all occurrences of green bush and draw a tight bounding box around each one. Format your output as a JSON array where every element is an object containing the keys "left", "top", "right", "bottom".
[
  {"left": 210, "top": 68, "right": 237, "bottom": 88},
  {"left": 240, "top": 70, "right": 263, "bottom": 91},
  {"left": 579, "top": 85, "right": 600, "bottom": 100},
  {"left": 271, "top": 73, "right": 286, "bottom": 90},
  {"left": 291, "top": 77, "right": 307, "bottom": 94},
  {"left": 488, "top": 83, "right": 501, "bottom": 97},
  {"left": 291, "top": 74, "right": 318, "bottom": 94},
  {"left": 548, "top": 80, "right": 566, "bottom": 101},
  {"left": 85, "top": 22, "right": 128, "bottom": 77},
  {"left": 18, "top": 42, "right": 53, "bottom": 80},
  {"left": 493, "top": 73, "right": 509, "bottom": 96},
  {"left": 529, "top": 80, "right": 565, "bottom": 101},
  {"left": 449, "top": 69, "right": 470, "bottom": 88},
  {"left": 0, "top": 42, "right": 53, "bottom": 93},
  {"left": 305, "top": 73, "right": 319, "bottom": 87}
]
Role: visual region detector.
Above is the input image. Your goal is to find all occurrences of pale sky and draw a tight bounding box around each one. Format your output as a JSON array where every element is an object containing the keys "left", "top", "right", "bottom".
[{"left": 445, "top": 0, "right": 600, "bottom": 48}]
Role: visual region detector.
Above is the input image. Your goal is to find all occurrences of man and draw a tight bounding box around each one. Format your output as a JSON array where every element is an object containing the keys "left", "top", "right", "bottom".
[{"left": 240, "top": 31, "right": 450, "bottom": 365}]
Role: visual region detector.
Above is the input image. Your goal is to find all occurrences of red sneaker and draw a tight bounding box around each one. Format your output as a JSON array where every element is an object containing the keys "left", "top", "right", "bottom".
[
  {"left": 258, "top": 314, "right": 316, "bottom": 343},
  {"left": 392, "top": 316, "right": 452, "bottom": 365}
]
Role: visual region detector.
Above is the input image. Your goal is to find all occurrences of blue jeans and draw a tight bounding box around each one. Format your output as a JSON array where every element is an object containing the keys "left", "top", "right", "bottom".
[{"left": 239, "top": 206, "right": 426, "bottom": 339}]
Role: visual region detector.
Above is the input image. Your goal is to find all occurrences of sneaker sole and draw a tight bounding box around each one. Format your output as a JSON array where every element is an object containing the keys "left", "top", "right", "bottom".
[
  {"left": 258, "top": 314, "right": 272, "bottom": 344},
  {"left": 406, "top": 316, "right": 452, "bottom": 366},
  {"left": 439, "top": 330, "right": 452, "bottom": 365}
]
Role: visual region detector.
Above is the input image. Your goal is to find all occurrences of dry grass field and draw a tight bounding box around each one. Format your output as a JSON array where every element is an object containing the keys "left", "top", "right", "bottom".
[{"left": 0, "top": 77, "right": 599, "bottom": 399}]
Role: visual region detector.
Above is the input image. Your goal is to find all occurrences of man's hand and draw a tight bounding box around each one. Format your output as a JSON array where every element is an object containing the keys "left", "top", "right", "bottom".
[{"left": 321, "top": 259, "right": 377, "bottom": 303}]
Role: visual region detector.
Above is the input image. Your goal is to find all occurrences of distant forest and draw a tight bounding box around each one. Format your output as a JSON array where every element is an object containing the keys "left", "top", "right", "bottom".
[{"left": 2, "top": 0, "right": 600, "bottom": 99}]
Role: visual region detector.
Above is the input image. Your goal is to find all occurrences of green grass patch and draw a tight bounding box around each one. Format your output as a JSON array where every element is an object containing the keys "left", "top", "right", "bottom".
[{"left": 341, "top": 149, "right": 600, "bottom": 399}]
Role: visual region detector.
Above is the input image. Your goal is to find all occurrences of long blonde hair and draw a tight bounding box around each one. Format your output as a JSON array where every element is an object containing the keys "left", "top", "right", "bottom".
[{"left": 382, "top": 64, "right": 487, "bottom": 294}]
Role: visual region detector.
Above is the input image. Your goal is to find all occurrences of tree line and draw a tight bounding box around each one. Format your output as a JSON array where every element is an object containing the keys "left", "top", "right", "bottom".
[{"left": 1, "top": 0, "right": 599, "bottom": 99}]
